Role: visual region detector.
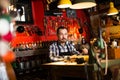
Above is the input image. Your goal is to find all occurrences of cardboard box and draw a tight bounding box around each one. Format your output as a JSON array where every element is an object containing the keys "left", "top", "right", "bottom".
[{"left": 108, "top": 48, "right": 120, "bottom": 59}]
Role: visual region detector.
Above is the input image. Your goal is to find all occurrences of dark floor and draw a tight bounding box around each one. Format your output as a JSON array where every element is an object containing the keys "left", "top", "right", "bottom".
[
  {"left": 17, "top": 74, "right": 86, "bottom": 80},
  {"left": 61, "top": 77, "right": 86, "bottom": 80},
  {"left": 15, "top": 67, "right": 112, "bottom": 80},
  {"left": 15, "top": 68, "right": 47, "bottom": 80},
  {"left": 16, "top": 70, "right": 87, "bottom": 80}
]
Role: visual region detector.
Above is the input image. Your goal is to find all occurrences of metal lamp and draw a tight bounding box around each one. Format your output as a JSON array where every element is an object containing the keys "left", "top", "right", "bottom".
[
  {"left": 107, "top": 2, "right": 118, "bottom": 16},
  {"left": 69, "top": 0, "right": 96, "bottom": 9},
  {"left": 57, "top": 0, "right": 72, "bottom": 8}
]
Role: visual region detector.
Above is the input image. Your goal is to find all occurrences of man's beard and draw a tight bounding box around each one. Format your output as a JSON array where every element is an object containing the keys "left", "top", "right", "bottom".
[{"left": 60, "top": 39, "right": 67, "bottom": 43}]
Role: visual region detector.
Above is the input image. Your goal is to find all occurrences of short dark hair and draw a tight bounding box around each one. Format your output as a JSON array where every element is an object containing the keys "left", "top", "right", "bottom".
[{"left": 57, "top": 26, "right": 68, "bottom": 34}]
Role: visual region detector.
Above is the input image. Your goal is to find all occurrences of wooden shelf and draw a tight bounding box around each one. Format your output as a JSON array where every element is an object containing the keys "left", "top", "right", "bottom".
[
  {"left": 14, "top": 49, "right": 49, "bottom": 57},
  {"left": 11, "top": 35, "right": 57, "bottom": 47}
]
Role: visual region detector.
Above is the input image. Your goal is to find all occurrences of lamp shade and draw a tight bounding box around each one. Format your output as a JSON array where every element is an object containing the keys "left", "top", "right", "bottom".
[
  {"left": 70, "top": 0, "right": 96, "bottom": 9},
  {"left": 107, "top": 2, "right": 118, "bottom": 16},
  {"left": 57, "top": 0, "right": 72, "bottom": 8}
]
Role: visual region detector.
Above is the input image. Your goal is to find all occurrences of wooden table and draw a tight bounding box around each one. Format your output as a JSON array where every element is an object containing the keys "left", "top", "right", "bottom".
[{"left": 42, "top": 59, "right": 120, "bottom": 80}]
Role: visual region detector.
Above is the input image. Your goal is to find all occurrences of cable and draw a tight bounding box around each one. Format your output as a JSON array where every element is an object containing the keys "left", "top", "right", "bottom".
[{"left": 103, "top": 39, "right": 108, "bottom": 75}]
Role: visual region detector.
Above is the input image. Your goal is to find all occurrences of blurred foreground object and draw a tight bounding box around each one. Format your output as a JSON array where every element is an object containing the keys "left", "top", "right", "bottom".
[{"left": 0, "top": 0, "right": 16, "bottom": 80}]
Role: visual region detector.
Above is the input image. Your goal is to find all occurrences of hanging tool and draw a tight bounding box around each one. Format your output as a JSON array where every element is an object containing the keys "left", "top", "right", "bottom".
[{"left": 77, "top": 18, "right": 83, "bottom": 34}]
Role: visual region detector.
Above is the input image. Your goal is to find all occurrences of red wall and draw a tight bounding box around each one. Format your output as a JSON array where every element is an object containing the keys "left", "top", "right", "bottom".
[
  {"left": 31, "top": 0, "right": 44, "bottom": 31},
  {"left": 11, "top": 0, "right": 90, "bottom": 47}
]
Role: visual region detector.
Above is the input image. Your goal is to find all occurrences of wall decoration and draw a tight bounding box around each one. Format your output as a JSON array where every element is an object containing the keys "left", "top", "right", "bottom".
[
  {"left": 10, "top": 0, "right": 33, "bottom": 24},
  {"left": 43, "top": 16, "right": 81, "bottom": 41}
]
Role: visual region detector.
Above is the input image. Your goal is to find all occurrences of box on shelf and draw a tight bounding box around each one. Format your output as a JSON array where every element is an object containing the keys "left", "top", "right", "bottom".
[{"left": 108, "top": 48, "right": 120, "bottom": 59}]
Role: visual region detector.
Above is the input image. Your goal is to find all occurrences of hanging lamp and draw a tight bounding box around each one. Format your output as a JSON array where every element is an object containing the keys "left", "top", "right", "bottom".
[
  {"left": 107, "top": 2, "right": 118, "bottom": 16},
  {"left": 57, "top": 0, "right": 72, "bottom": 8},
  {"left": 69, "top": 0, "right": 96, "bottom": 9}
]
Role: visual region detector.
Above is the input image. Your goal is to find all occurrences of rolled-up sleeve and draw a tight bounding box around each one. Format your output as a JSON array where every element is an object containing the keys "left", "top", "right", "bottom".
[{"left": 70, "top": 43, "right": 80, "bottom": 54}]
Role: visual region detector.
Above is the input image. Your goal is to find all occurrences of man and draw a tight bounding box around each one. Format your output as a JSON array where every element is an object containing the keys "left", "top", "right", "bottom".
[{"left": 49, "top": 26, "right": 80, "bottom": 62}]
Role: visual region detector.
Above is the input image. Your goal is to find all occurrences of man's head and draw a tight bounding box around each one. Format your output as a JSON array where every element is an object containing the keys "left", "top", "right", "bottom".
[{"left": 57, "top": 26, "right": 68, "bottom": 43}]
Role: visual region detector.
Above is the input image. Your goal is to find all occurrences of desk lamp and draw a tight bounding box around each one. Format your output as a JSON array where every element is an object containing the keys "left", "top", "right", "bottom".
[
  {"left": 70, "top": 0, "right": 96, "bottom": 9},
  {"left": 57, "top": 0, "right": 96, "bottom": 9},
  {"left": 57, "top": 0, "right": 72, "bottom": 8},
  {"left": 107, "top": 2, "right": 118, "bottom": 16},
  {"left": 89, "top": 26, "right": 108, "bottom": 75}
]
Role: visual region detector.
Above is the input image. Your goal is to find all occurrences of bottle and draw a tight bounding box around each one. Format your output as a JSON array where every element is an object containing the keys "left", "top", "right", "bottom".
[
  {"left": 81, "top": 36, "right": 86, "bottom": 45},
  {"left": 112, "top": 39, "right": 117, "bottom": 48}
]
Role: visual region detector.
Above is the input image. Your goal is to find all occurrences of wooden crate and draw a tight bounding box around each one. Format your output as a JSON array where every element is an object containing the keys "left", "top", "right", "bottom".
[{"left": 108, "top": 48, "right": 120, "bottom": 59}]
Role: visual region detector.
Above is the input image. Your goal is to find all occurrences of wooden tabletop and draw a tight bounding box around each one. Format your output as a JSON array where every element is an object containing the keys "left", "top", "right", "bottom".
[{"left": 42, "top": 59, "right": 120, "bottom": 71}]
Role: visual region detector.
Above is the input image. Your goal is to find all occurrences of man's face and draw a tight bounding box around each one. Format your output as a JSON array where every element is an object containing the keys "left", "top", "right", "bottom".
[{"left": 58, "top": 29, "right": 68, "bottom": 43}]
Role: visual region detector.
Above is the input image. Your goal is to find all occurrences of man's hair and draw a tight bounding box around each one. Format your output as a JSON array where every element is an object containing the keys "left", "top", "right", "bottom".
[{"left": 57, "top": 26, "right": 68, "bottom": 34}]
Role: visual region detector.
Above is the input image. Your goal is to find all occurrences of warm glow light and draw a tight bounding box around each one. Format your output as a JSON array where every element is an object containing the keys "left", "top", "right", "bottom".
[
  {"left": 57, "top": 0, "right": 72, "bottom": 8},
  {"left": 107, "top": 2, "right": 118, "bottom": 16},
  {"left": 70, "top": 0, "right": 96, "bottom": 9}
]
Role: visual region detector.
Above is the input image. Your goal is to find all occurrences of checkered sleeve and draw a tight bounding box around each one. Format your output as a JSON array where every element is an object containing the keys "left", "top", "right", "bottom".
[
  {"left": 70, "top": 43, "right": 80, "bottom": 54},
  {"left": 49, "top": 43, "right": 63, "bottom": 61}
]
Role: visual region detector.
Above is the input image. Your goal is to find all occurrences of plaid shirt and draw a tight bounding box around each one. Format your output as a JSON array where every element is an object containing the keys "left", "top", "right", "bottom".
[{"left": 49, "top": 41, "right": 79, "bottom": 61}]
